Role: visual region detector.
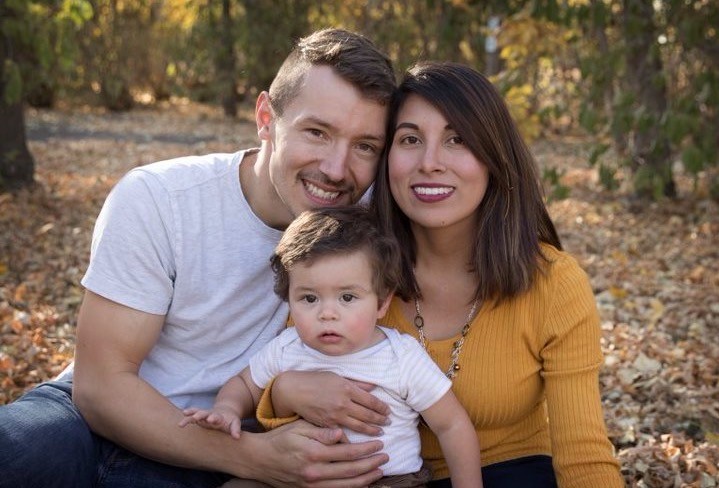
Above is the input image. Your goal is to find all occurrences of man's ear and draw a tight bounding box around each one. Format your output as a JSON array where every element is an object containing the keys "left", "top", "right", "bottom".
[
  {"left": 255, "top": 91, "right": 273, "bottom": 141},
  {"left": 377, "top": 291, "right": 395, "bottom": 318}
]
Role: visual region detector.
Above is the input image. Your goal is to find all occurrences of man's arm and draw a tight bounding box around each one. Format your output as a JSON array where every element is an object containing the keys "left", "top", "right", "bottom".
[
  {"left": 72, "top": 291, "right": 388, "bottom": 486},
  {"left": 421, "top": 390, "right": 483, "bottom": 488}
]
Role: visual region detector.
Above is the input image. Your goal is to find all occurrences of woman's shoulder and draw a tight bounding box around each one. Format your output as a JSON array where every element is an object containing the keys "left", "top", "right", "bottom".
[
  {"left": 534, "top": 242, "right": 593, "bottom": 293},
  {"left": 539, "top": 242, "right": 586, "bottom": 273}
]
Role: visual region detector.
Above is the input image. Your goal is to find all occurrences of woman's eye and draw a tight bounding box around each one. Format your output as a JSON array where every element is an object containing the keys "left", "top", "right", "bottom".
[
  {"left": 400, "top": 135, "right": 420, "bottom": 145},
  {"left": 449, "top": 135, "right": 464, "bottom": 145}
]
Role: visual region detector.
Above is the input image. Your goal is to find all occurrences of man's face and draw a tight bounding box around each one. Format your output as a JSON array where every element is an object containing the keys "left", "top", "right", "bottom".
[{"left": 262, "top": 65, "right": 388, "bottom": 228}]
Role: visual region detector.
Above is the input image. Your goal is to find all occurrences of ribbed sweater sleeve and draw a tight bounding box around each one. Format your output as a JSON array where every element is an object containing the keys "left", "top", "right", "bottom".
[{"left": 539, "top": 253, "right": 624, "bottom": 487}]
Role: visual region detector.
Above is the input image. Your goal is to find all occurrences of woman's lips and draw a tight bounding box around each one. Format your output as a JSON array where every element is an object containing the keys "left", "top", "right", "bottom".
[{"left": 412, "top": 184, "right": 454, "bottom": 202}]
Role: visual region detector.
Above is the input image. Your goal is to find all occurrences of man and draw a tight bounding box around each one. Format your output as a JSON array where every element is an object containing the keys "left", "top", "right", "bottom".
[{"left": 0, "top": 28, "right": 395, "bottom": 487}]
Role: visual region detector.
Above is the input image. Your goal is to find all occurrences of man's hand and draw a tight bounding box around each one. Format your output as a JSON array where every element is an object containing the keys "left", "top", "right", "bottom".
[
  {"left": 272, "top": 371, "right": 390, "bottom": 436},
  {"left": 242, "top": 419, "right": 388, "bottom": 487}
]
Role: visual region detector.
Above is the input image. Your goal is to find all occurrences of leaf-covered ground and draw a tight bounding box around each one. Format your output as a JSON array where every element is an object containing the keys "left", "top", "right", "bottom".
[{"left": 1, "top": 102, "right": 717, "bottom": 487}]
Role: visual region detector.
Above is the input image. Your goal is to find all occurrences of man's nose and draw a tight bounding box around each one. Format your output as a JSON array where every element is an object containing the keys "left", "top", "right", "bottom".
[{"left": 318, "top": 144, "right": 350, "bottom": 182}]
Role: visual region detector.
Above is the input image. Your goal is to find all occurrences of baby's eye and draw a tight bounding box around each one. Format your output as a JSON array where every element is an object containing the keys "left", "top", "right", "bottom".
[
  {"left": 301, "top": 294, "right": 318, "bottom": 303},
  {"left": 340, "top": 293, "right": 356, "bottom": 303}
]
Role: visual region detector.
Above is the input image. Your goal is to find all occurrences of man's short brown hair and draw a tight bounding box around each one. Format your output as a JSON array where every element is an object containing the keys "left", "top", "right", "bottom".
[{"left": 268, "top": 28, "right": 396, "bottom": 116}]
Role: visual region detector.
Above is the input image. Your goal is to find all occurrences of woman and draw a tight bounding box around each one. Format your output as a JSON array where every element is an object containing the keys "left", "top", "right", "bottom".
[
  {"left": 260, "top": 61, "right": 624, "bottom": 487},
  {"left": 370, "top": 61, "right": 623, "bottom": 487}
]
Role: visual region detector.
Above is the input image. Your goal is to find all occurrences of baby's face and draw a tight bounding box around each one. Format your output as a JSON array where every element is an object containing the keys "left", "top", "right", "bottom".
[{"left": 288, "top": 250, "right": 389, "bottom": 356}]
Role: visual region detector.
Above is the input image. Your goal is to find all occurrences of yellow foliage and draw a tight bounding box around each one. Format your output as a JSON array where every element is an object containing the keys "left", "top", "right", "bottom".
[
  {"left": 499, "top": 9, "right": 568, "bottom": 68},
  {"left": 608, "top": 286, "right": 628, "bottom": 300},
  {"left": 161, "top": 0, "right": 200, "bottom": 31},
  {"left": 505, "top": 84, "right": 541, "bottom": 141},
  {"left": 706, "top": 431, "right": 719, "bottom": 447},
  {"left": 459, "top": 40, "right": 475, "bottom": 63}
]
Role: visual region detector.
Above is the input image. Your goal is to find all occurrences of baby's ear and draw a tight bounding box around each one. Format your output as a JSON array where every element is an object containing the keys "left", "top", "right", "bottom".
[{"left": 377, "top": 290, "right": 395, "bottom": 318}]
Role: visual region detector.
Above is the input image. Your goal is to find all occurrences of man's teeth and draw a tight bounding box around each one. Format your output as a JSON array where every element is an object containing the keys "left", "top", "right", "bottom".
[
  {"left": 306, "top": 182, "right": 340, "bottom": 200},
  {"left": 414, "top": 186, "right": 452, "bottom": 195}
]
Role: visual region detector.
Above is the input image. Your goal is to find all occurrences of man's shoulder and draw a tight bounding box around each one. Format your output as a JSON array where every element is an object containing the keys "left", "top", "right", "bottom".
[{"left": 128, "top": 151, "right": 248, "bottom": 193}]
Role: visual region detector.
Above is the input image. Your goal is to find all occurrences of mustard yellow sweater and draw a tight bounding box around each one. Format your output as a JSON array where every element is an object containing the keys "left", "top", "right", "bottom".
[{"left": 376, "top": 246, "right": 623, "bottom": 487}]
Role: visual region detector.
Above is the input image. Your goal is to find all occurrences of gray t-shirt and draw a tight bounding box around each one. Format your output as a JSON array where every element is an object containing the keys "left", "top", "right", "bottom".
[{"left": 67, "top": 150, "right": 287, "bottom": 409}]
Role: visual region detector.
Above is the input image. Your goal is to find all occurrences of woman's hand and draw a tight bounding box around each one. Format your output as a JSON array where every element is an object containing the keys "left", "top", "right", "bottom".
[{"left": 272, "top": 371, "right": 390, "bottom": 436}]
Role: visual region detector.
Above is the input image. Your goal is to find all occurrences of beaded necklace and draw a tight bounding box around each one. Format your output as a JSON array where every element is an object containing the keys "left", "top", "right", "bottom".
[{"left": 413, "top": 298, "right": 479, "bottom": 379}]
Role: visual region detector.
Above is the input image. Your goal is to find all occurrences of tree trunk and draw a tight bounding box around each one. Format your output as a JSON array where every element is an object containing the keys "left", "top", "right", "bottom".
[
  {"left": 0, "top": 27, "right": 35, "bottom": 190},
  {"left": 589, "top": 2, "right": 627, "bottom": 155},
  {"left": 218, "top": 0, "right": 238, "bottom": 118},
  {"left": 623, "top": 0, "right": 676, "bottom": 198},
  {"left": 484, "top": 15, "right": 501, "bottom": 76}
]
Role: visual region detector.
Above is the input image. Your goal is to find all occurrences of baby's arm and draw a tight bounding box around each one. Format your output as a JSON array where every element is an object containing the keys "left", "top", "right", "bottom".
[
  {"left": 179, "top": 366, "right": 263, "bottom": 439},
  {"left": 421, "top": 389, "right": 483, "bottom": 488}
]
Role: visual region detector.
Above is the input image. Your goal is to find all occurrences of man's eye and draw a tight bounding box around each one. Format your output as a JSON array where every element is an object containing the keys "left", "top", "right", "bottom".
[
  {"left": 356, "top": 142, "right": 377, "bottom": 154},
  {"left": 341, "top": 294, "right": 355, "bottom": 303},
  {"left": 308, "top": 128, "right": 325, "bottom": 138}
]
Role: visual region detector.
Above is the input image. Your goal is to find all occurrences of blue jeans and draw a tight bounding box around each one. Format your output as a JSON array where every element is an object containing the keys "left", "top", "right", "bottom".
[
  {"left": 0, "top": 381, "right": 232, "bottom": 488},
  {"left": 428, "top": 455, "right": 557, "bottom": 488}
]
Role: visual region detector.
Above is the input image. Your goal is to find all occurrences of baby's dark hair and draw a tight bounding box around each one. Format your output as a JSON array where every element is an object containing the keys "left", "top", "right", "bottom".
[{"left": 270, "top": 206, "right": 401, "bottom": 303}]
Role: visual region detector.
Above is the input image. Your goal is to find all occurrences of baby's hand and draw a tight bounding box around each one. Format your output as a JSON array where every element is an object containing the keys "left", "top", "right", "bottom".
[{"left": 179, "top": 407, "right": 242, "bottom": 439}]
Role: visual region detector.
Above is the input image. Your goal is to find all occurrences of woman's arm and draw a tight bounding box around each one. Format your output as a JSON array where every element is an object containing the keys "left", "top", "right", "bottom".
[
  {"left": 541, "top": 255, "right": 624, "bottom": 487},
  {"left": 422, "top": 390, "right": 483, "bottom": 488}
]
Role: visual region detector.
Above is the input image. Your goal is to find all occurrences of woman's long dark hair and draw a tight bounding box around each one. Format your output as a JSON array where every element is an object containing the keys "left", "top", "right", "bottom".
[{"left": 370, "top": 61, "right": 561, "bottom": 304}]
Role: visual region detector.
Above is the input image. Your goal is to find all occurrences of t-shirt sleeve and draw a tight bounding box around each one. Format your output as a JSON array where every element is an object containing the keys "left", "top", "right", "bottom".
[
  {"left": 81, "top": 168, "right": 175, "bottom": 315},
  {"left": 248, "top": 333, "right": 286, "bottom": 389},
  {"left": 398, "top": 335, "right": 452, "bottom": 412}
]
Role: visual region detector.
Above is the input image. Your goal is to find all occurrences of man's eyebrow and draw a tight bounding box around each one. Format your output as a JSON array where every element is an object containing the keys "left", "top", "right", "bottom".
[
  {"left": 301, "top": 115, "right": 332, "bottom": 129},
  {"left": 301, "top": 115, "right": 384, "bottom": 142}
]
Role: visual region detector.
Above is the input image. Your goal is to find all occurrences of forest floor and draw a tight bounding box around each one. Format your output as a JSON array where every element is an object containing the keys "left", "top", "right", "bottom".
[{"left": 1, "top": 100, "right": 718, "bottom": 487}]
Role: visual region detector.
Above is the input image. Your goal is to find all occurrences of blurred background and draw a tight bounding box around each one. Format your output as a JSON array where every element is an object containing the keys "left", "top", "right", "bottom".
[
  {"left": 2, "top": 0, "right": 717, "bottom": 196},
  {"left": 1, "top": 1, "right": 718, "bottom": 486}
]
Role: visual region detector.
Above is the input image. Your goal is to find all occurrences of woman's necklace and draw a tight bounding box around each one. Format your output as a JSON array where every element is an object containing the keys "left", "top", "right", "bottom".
[{"left": 413, "top": 297, "right": 479, "bottom": 379}]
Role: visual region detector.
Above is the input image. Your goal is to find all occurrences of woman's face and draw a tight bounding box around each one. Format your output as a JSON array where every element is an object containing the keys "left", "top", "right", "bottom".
[{"left": 388, "top": 94, "right": 489, "bottom": 232}]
